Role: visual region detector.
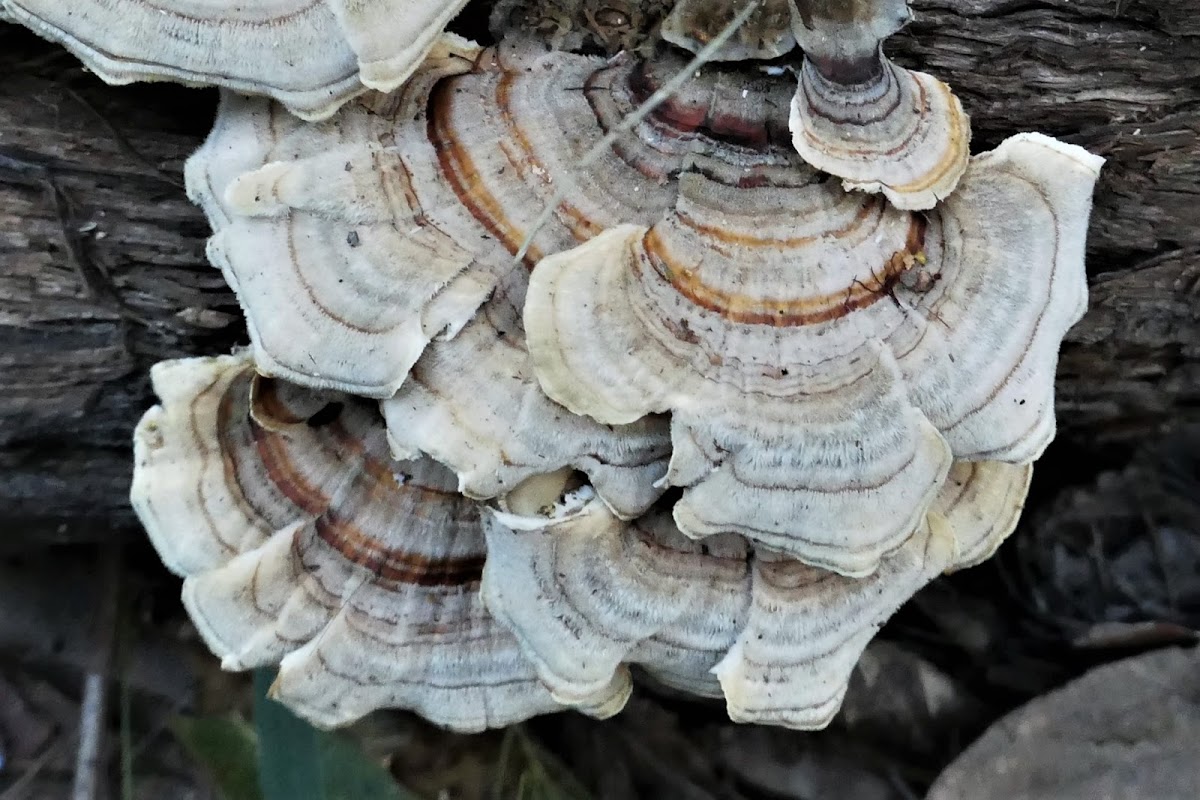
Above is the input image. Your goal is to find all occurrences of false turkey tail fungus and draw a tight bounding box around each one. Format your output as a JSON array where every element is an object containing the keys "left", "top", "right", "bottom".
[{"left": 101, "top": 0, "right": 1104, "bottom": 734}]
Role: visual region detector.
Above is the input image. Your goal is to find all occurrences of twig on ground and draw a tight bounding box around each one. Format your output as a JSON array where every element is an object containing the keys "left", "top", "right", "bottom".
[{"left": 70, "top": 545, "right": 122, "bottom": 800}]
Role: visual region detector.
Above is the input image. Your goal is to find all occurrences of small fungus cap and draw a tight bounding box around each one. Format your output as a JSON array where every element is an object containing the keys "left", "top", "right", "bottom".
[
  {"left": 938, "top": 461, "right": 1033, "bottom": 570},
  {"left": 788, "top": 0, "right": 971, "bottom": 209},
  {"left": 2, "top": 0, "right": 471, "bottom": 120}
]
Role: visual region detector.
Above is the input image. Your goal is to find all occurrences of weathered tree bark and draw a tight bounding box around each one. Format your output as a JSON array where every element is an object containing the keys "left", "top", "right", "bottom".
[
  {"left": 1, "top": 0, "right": 1198, "bottom": 540},
  {"left": 0, "top": 28, "right": 233, "bottom": 542}
]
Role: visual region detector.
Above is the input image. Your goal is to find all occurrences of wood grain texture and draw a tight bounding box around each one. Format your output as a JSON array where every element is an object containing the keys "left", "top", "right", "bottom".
[
  {"left": 1, "top": 0, "right": 1198, "bottom": 539},
  {"left": 0, "top": 27, "right": 236, "bottom": 541}
]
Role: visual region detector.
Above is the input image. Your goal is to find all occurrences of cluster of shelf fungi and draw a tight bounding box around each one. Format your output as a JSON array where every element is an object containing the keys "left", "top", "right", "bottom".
[{"left": 3, "top": 0, "right": 1107, "bottom": 741}]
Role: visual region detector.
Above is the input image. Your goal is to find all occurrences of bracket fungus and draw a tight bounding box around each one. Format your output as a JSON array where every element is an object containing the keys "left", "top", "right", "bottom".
[
  {"left": 1, "top": 0, "right": 470, "bottom": 120},
  {"left": 525, "top": 133, "right": 1102, "bottom": 575},
  {"left": 131, "top": 354, "right": 629, "bottom": 731},
  {"left": 481, "top": 457, "right": 1029, "bottom": 727},
  {"left": 788, "top": 0, "right": 970, "bottom": 210},
  {"left": 117, "top": 5, "right": 1101, "bottom": 735},
  {"left": 185, "top": 36, "right": 491, "bottom": 398}
]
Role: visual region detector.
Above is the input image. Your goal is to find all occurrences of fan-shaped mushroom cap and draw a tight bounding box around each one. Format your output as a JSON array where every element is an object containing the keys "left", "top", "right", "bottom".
[
  {"left": 185, "top": 37, "right": 490, "bottom": 398},
  {"left": 482, "top": 475, "right": 973, "bottom": 728},
  {"left": 661, "top": 0, "right": 796, "bottom": 61},
  {"left": 2, "top": 0, "right": 470, "bottom": 120},
  {"left": 788, "top": 0, "right": 970, "bottom": 210},
  {"left": 484, "top": 505, "right": 745, "bottom": 709},
  {"left": 525, "top": 133, "right": 1102, "bottom": 574},
  {"left": 130, "top": 354, "right": 620, "bottom": 731}
]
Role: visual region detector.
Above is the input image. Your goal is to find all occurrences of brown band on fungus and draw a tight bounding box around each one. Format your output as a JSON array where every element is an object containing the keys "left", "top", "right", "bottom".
[
  {"left": 627, "top": 59, "right": 773, "bottom": 149},
  {"left": 639, "top": 212, "right": 925, "bottom": 326},
  {"left": 132, "top": 354, "right": 575, "bottom": 731},
  {"left": 248, "top": 375, "right": 312, "bottom": 429},
  {"left": 493, "top": 72, "right": 607, "bottom": 246},
  {"left": 429, "top": 79, "right": 542, "bottom": 263},
  {"left": 797, "top": 61, "right": 906, "bottom": 128},
  {"left": 312, "top": 511, "right": 486, "bottom": 588},
  {"left": 788, "top": 0, "right": 970, "bottom": 210}
]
